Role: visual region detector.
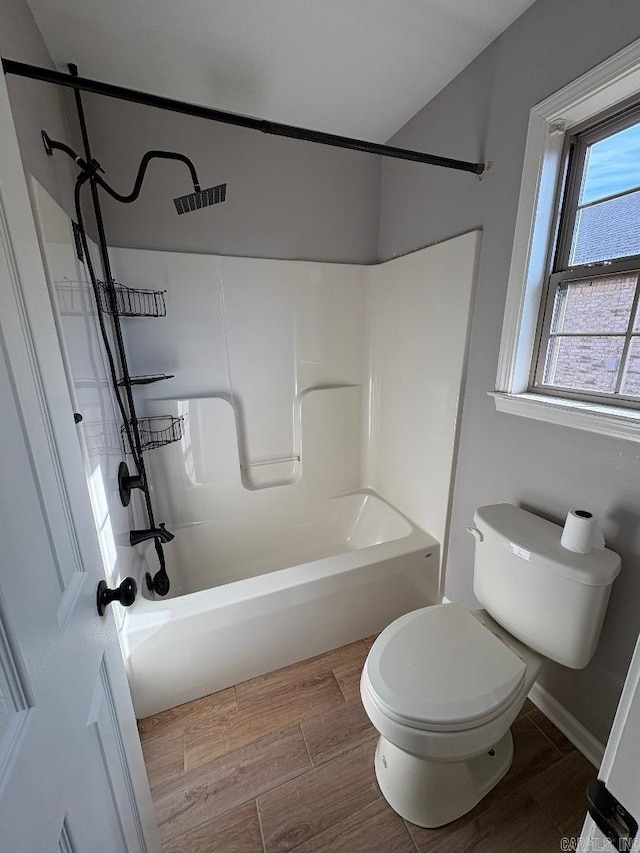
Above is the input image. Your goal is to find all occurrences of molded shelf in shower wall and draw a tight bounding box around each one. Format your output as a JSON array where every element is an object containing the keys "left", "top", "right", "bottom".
[
  {"left": 236, "top": 384, "right": 362, "bottom": 490},
  {"left": 240, "top": 454, "right": 302, "bottom": 489},
  {"left": 139, "top": 387, "right": 363, "bottom": 524}
]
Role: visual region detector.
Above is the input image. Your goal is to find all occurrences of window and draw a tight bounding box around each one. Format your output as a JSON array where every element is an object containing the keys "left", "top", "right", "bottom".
[
  {"left": 493, "top": 39, "right": 640, "bottom": 441},
  {"left": 531, "top": 108, "right": 640, "bottom": 407}
]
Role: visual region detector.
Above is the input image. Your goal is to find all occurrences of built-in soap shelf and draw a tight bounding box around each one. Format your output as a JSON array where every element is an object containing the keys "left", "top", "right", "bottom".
[
  {"left": 240, "top": 455, "right": 301, "bottom": 469},
  {"left": 141, "top": 386, "right": 362, "bottom": 521},
  {"left": 240, "top": 455, "right": 302, "bottom": 490},
  {"left": 238, "top": 384, "right": 360, "bottom": 490},
  {"left": 141, "top": 385, "right": 359, "bottom": 491}
]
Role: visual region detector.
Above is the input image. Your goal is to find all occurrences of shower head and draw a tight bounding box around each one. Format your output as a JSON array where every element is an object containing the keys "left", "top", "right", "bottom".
[
  {"left": 42, "top": 133, "right": 224, "bottom": 218},
  {"left": 174, "top": 182, "right": 227, "bottom": 215}
]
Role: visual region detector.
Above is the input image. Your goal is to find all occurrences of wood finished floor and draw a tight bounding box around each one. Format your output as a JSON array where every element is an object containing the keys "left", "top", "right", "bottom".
[{"left": 138, "top": 638, "right": 595, "bottom": 852}]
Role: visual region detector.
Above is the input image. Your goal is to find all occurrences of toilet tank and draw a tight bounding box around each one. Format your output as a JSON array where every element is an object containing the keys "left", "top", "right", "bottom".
[{"left": 471, "top": 504, "right": 621, "bottom": 669}]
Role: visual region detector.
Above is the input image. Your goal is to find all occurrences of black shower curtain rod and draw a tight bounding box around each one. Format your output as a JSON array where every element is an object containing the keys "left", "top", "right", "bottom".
[{"left": 2, "top": 58, "right": 485, "bottom": 176}]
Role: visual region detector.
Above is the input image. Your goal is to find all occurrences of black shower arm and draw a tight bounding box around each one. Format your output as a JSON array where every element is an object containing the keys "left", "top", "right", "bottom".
[
  {"left": 42, "top": 131, "right": 201, "bottom": 203},
  {"left": 95, "top": 150, "right": 201, "bottom": 204}
]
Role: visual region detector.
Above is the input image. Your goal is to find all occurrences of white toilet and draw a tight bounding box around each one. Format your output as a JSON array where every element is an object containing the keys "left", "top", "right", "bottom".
[{"left": 360, "top": 503, "right": 621, "bottom": 828}]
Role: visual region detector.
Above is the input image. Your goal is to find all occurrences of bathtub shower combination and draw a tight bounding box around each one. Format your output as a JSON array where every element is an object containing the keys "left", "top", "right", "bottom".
[
  {"left": 128, "top": 493, "right": 438, "bottom": 717},
  {"left": 35, "top": 183, "right": 478, "bottom": 716},
  {"left": 122, "top": 241, "right": 479, "bottom": 716},
  {"left": 111, "top": 234, "right": 478, "bottom": 715},
  {"left": 30, "top": 80, "right": 480, "bottom": 718}
]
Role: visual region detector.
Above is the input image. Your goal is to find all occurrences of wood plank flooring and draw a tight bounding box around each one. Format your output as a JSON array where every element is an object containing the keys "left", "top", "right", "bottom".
[{"left": 138, "top": 638, "right": 596, "bottom": 852}]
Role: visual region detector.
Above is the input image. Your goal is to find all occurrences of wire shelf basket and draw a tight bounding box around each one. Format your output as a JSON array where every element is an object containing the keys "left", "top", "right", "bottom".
[
  {"left": 123, "top": 415, "right": 185, "bottom": 451},
  {"left": 98, "top": 280, "right": 167, "bottom": 317},
  {"left": 82, "top": 420, "right": 124, "bottom": 460}
]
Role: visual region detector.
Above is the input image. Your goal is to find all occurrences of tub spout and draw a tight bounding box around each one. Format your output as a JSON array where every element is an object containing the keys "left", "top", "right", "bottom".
[{"left": 130, "top": 523, "right": 175, "bottom": 546}]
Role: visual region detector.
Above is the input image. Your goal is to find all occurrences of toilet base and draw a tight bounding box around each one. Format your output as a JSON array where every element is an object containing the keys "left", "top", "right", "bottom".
[{"left": 374, "top": 729, "right": 514, "bottom": 828}]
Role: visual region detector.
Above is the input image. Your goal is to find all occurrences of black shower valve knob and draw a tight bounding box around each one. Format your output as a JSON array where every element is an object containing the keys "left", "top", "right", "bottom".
[{"left": 118, "top": 461, "right": 145, "bottom": 507}]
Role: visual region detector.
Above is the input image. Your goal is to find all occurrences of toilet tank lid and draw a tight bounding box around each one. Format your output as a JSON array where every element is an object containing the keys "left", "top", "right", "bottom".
[{"left": 474, "top": 504, "right": 621, "bottom": 587}]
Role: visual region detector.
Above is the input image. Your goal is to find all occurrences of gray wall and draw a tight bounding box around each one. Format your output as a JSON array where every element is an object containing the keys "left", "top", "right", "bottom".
[
  {"left": 6, "top": 0, "right": 638, "bottom": 746},
  {"left": 379, "top": 0, "right": 640, "bottom": 744},
  {"left": 81, "top": 95, "right": 381, "bottom": 263},
  {"left": 1, "top": 0, "right": 76, "bottom": 215},
  {"left": 2, "top": 0, "right": 381, "bottom": 262}
]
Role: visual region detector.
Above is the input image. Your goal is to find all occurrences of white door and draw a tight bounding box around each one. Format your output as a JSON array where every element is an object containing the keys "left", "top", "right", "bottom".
[
  {"left": 579, "top": 629, "right": 640, "bottom": 853},
  {"left": 0, "top": 73, "right": 159, "bottom": 851}
]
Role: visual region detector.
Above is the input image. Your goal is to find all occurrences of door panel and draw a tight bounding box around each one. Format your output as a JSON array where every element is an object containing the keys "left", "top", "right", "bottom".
[
  {"left": 0, "top": 588, "right": 32, "bottom": 788},
  {"left": 0, "top": 67, "right": 158, "bottom": 852},
  {"left": 580, "top": 630, "right": 640, "bottom": 851},
  {"left": 67, "top": 660, "right": 139, "bottom": 853}
]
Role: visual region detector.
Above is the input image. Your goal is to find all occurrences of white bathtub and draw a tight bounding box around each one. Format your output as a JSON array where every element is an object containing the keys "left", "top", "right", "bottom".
[{"left": 123, "top": 492, "right": 439, "bottom": 717}]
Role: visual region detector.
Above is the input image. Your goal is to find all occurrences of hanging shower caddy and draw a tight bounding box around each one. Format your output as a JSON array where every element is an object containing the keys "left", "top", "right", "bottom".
[
  {"left": 90, "top": 272, "right": 185, "bottom": 595},
  {"left": 38, "top": 64, "right": 226, "bottom": 596}
]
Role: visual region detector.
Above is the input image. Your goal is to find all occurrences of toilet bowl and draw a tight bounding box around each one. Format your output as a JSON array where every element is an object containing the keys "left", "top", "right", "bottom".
[
  {"left": 361, "top": 604, "right": 543, "bottom": 827},
  {"left": 360, "top": 503, "right": 621, "bottom": 829}
]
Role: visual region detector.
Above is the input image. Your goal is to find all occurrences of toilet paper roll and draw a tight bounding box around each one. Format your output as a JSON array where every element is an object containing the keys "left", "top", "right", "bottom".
[{"left": 560, "top": 509, "right": 599, "bottom": 554}]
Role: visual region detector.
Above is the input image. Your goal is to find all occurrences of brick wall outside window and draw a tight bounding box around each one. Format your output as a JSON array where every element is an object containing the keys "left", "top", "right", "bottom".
[{"left": 544, "top": 276, "right": 640, "bottom": 395}]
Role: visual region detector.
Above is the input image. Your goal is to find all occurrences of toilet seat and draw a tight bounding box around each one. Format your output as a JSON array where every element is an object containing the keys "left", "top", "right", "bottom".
[{"left": 363, "top": 604, "right": 526, "bottom": 733}]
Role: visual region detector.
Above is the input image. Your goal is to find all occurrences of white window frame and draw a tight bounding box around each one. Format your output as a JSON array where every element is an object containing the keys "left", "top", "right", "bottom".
[{"left": 492, "top": 38, "right": 640, "bottom": 443}]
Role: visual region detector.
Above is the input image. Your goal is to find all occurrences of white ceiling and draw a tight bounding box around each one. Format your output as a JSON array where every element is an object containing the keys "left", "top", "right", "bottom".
[{"left": 26, "top": 0, "right": 536, "bottom": 142}]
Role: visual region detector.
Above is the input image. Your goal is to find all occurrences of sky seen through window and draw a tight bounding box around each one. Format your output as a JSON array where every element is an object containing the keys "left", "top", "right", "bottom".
[{"left": 580, "top": 121, "right": 640, "bottom": 205}]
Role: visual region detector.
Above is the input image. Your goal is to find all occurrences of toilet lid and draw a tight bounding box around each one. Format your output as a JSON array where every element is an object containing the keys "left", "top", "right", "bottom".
[{"left": 364, "top": 604, "right": 526, "bottom": 731}]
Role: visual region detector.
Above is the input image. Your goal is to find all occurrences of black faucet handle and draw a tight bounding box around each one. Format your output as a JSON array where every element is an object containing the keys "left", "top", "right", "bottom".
[{"left": 158, "top": 523, "right": 175, "bottom": 543}]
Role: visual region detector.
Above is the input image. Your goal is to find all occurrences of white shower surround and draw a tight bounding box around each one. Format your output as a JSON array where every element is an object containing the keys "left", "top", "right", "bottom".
[
  {"left": 28, "top": 182, "right": 479, "bottom": 720},
  {"left": 112, "top": 234, "right": 479, "bottom": 716},
  {"left": 110, "top": 232, "right": 480, "bottom": 545}
]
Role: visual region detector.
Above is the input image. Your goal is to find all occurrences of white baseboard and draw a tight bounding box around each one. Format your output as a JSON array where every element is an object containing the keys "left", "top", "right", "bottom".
[
  {"left": 441, "top": 595, "right": 452, "bottom": 604},
  {"left": 528, "top": 682, "right": 604, "bottom": 769}
]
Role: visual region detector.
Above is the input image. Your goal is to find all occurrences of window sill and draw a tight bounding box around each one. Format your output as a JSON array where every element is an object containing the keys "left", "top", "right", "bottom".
[{"left": 489, "top": 391, "right": 640, "bottom": 442}]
